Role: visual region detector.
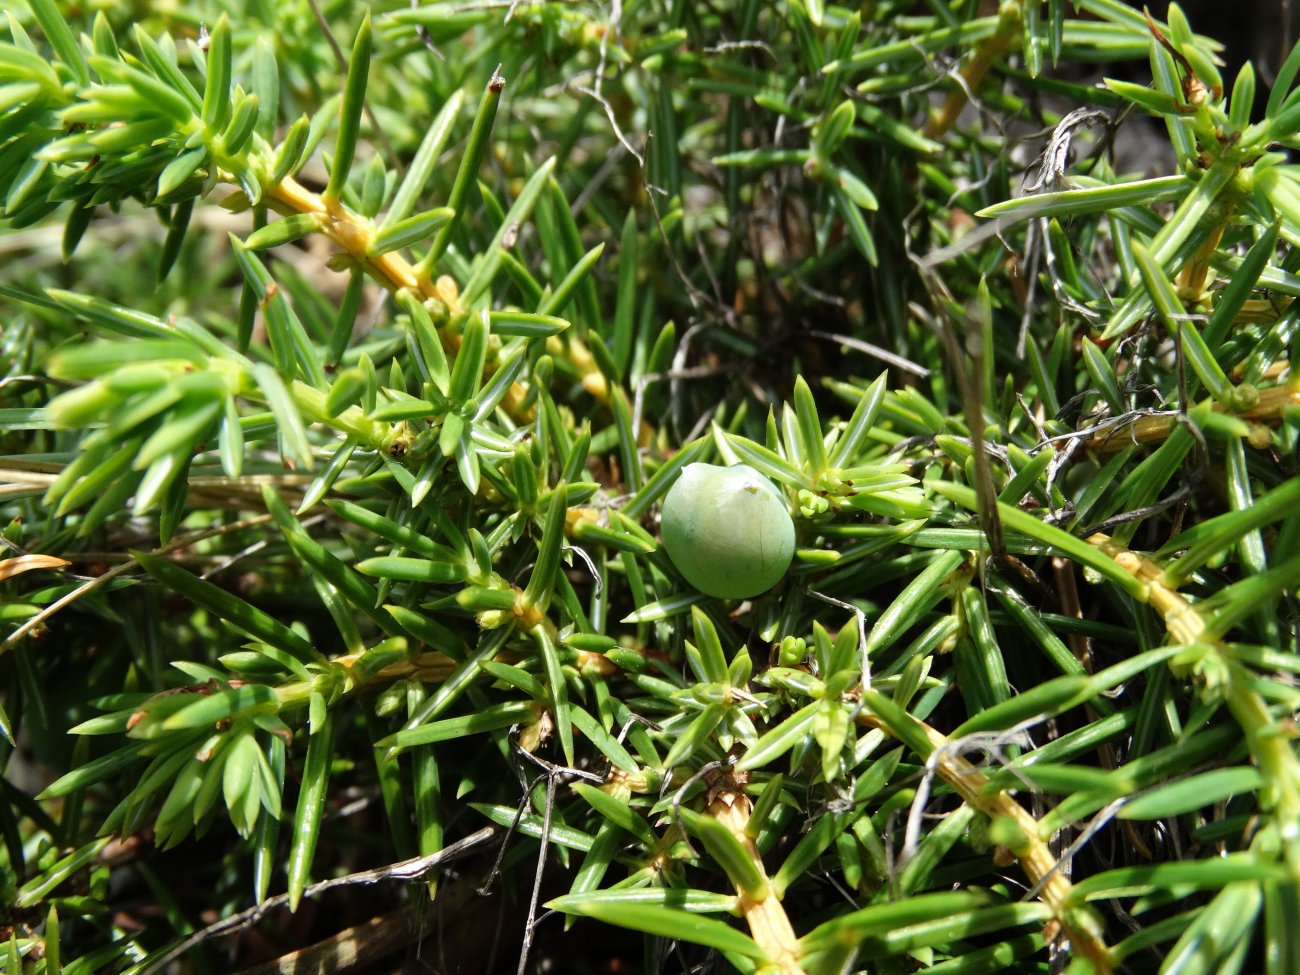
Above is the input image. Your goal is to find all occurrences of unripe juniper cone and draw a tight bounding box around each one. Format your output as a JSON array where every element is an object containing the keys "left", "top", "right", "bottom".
[{"left": 660, "top": 463, "right": 796, "bottom": 599}]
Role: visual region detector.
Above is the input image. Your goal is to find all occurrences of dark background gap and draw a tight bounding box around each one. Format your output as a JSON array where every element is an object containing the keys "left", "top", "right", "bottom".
[{"left": 1130, "top": 0, "right": 1295, "bottom": 98}]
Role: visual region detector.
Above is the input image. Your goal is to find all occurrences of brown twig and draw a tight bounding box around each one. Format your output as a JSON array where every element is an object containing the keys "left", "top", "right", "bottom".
[
  {"left": 141, "top": 827, "right": 498, "bottom": 975},
  {"left": 234, "top": 910, "right": 414, "bottom": 975},
  {"left": 0, "top": 512, "right": 277, "bottom": 656}
]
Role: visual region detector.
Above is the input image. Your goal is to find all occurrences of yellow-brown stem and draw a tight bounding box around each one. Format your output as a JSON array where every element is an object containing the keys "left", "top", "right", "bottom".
[
  {"left": 924, "top": 2, "right": 1021, "bottom": 140},
  {"left": 265, "top": 178, "right": 459, "bottom": 311},
  {"left": 707, "top": 783, "right": 805, "bottom": 974},
  {"left": 260, "top": 175, "right": 611, "bottom": 421},
  {"left": 1088, "top": 533, "right": 1300, "bottom": 872},
  {"left": 1176, "top": 217, "right": 1227, "bottom": 302},
  {"left": 853, "top": 710, "right": 1114, "bottom": 973},
  {"left": 1088, "top": 383, "right": 1300, "bottom": 455}
]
